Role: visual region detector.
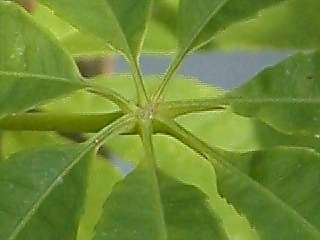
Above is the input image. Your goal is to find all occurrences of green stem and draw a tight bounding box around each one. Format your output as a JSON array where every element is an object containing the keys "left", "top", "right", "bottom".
[
  {"left": 130, "top": 59, "right": 149, "bottom": 106},
  {"left": 158, "top": 98, "right": 227, "bottom": 117},
  {"left": 139, "top": 119, "right": 157, "bottom": 166},
  {"left": 152, "top": 52, "right": 186, "bottom": 103},
  {"left": 85, "top": 82, "right": 134, "bottom": 112},
  {"left": 154, "top": 116, "right": 229, "bottom": 161},
  {"left": 0, "top": 112, "right": 123, "bottom": 133},
  {"left": 87, "top": 114, "right": 135, "bottom": 147}
]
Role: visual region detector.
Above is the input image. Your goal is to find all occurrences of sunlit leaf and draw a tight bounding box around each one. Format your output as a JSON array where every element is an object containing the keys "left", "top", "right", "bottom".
[
  {"left": 77, "top": 157, "right": 123, "bottom": 240},
  {"left": 38, "top": 0, "right": 152, "bottom": 60}
]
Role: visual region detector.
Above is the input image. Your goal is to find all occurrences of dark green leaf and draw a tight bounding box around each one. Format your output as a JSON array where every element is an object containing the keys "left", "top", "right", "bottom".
[
  {"left": 216, "top": 147, "right": 320, "bottom": 239},
  {"left": 94, "top": 159, "right": 228, "bottom": 240},
  {"left": 0, "top": 144, "right": 93, "bottom": 240},
  {"left": 227, "top": 51, "right": 320, "bottom": 135},
  {"left": 0, "top": 2, "right": 83, "bottom": 118}
]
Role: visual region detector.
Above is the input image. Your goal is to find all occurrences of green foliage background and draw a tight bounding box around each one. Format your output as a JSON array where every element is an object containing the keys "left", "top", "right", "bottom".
[{"left": 0, "top": 0, "right": 320, "bottom": 240}]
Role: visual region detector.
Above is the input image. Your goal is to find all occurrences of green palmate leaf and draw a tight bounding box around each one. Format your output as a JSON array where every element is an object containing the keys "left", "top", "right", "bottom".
[
  {"left": 107, "top": 134, "right": 258, "bottom": 240},
  {"left": 152, "top": 136, "right": 259, "bottom": 240},
  {"left": 226, "top": 50, "right": 320, "bottom": 135},
  {"left": 154, "top": 0, "right": 285, "bottom": 100},
  {"left": 0, "top": 115, "right": 131, "bottom": 240},
  {"left": 0, "top": 144, "right": 93, "bottom": 240},
  {"left": 216, "top": 147, "right": 320, "bottom": 239},
  {"left": 38, "top": 0, "right": 152, "bottom": 59},
  {"left": 0, "top": 2, "right": 83, "bottom": 118},
  {"left": 94, "top": 158, "right": 228, "bottom": 240},
  {"left": 212, "top": 0, "right": 320, "bottom": 50},
  {"left": 78, "top": 157, "right": 123, "bottom": 240},
  {"left": 0, "top": 130, "right": 123, "bottom": 240},
  {"left": 38, "top": 0, "right": 152, "bottom": 102},
  {"left": 162, "top": 119, "right": 320, "bottom": 240},
  {"left": 44, "top": 75, "right": 222, "bottom": 114}
]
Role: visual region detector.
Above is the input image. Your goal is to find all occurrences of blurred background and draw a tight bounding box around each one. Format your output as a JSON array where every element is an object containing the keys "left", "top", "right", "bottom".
[{"left": 15, "top": 0, "right": 320, "bottom": 90}]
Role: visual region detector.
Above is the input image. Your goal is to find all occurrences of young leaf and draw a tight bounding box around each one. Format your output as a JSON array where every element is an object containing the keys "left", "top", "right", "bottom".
[
  {"left": 216, "top": 147, "right": 320, "bottom": 240},
  {"left": 0, "top": 144, "right": 93, "bottom": 240},
  {"left": 0, "top": 2, "right": 83, "bottom": 118},
  {"left": 225, "top": 51, "right": 320, "bottom": 135},
  {"left": 93, "top": 159, "right": 229, "bottom": 240}
]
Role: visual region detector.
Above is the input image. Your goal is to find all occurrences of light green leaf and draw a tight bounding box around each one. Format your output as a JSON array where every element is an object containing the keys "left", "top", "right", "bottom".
[
  {"left": 177, "top": 0, "right": 285, "bottom": 53},
  {"left": 38, "top": 0, "right": 152, "bottom": 60},
  {"left": 32, "top": 4, "right": 113, "bottom": 56},
  {"left": 94, "top": 158, "right": 228, "bottom": 240},
  {"left": 226, "top": 51, "right": 320, "bottom": 135},
  {"left": 216, "top": 147, "right": 320, "bottom": 239},
  {"left": 32, "top": 4, "right": 76, "bottom": 40},
  {"left": 212, "top": 0, "right": 320, "bottom": 50},
  {"left": 33, "top": 3, "right": 176, "bottom": 56},
  {"left": 1, "top": 131, "right": 70, "bottom": 159},
  {"left": 0, "top": 144, "right": 93, "bottom": 240},
  {"left": 77, "top": 157, "right": 123, "bottom": 240},
  {"left": 0, "top": 2, "right": 83, "bottom": 118},
  {"left": 177, "top": 110, "right": 320, "bottom": 153}
]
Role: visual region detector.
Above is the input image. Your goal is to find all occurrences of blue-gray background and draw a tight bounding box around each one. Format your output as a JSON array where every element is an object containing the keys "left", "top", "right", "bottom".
[{"left": 115, "top": 51, "right": 292, "bottom": 89}]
